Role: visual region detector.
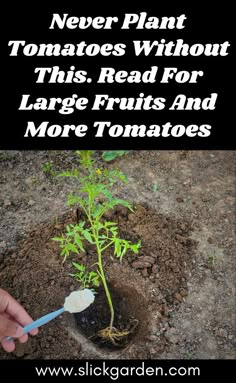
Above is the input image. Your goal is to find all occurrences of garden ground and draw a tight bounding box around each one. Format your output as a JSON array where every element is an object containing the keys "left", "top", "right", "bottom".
[{"left": 0, "top": 150, "right": 235, "bottom": 359}]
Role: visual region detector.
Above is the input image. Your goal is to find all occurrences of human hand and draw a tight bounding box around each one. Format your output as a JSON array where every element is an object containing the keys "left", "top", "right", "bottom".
[{"left": 0, "top": 288, "right": 38, "bottom": 352}]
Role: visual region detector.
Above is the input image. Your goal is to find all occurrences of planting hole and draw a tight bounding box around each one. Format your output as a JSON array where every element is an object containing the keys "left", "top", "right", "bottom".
[{"left": 74, "top": 283, "right": 146, "bottom": 350}]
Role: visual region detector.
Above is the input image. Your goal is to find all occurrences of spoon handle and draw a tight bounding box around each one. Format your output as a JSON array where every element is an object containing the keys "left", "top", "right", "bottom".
[{"left": 7, "top": 307, "right": 65, "bottom": 341}]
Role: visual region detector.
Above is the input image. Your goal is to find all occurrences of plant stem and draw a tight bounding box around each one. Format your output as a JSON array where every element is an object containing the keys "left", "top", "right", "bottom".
[
  {"left": 87, "top": 194, "right": 115, "bottom": 333},
  {"left": 95, "top": 231, "right": 114, "bottom": 331}
]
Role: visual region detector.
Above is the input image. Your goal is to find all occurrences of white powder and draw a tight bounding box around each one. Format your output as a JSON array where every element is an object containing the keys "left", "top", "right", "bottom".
[{"left": 64, "top": 289, "right": 95, "bottom": 313}]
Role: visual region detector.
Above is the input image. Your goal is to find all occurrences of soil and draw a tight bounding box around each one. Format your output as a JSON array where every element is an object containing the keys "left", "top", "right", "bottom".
[
  {"left": 75, "top": 285, "right": 141, "bottom": 349},
  {"left": 0, "top": 150, "right": 235, "bottom": 360}
]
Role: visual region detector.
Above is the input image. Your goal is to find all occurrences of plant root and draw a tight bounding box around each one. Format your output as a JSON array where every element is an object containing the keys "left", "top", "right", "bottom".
[{"left": 98, "top": 326, "right": 129, "bottom": 345}]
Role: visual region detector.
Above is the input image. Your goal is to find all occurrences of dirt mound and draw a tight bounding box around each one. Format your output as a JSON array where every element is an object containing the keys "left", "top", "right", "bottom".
[{"left": 0, "top": 205, "right": 196, "bottom": 359}]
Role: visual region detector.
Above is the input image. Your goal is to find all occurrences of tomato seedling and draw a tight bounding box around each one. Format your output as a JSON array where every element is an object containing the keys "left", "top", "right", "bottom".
[{"left": 53, "top": 151, "right": 141, "bottom": 343}]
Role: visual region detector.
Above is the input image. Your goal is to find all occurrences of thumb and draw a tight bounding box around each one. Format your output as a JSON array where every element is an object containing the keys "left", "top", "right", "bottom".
[{"left": 0, "top": 314, "right": 24, "bottom": 338}]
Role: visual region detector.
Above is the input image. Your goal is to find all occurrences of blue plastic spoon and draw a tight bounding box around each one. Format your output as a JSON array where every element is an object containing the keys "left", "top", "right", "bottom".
[{"left": 7, "top": 289, "right": 94, "bottom": 341}]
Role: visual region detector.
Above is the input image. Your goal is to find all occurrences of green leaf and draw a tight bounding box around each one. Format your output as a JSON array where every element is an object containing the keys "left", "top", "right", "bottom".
[
  {"left": 92, "top": 278, "right": 100, "bottom": 287},
  {"left": 68, "top": 243, "right": 79, "bottom": 254},
  {"left": 114, "top": 239, "right": 121, "bottom": 257},
  {"left": 110, "top": 226, "right": 118, "bottom": 236},
  {"left": 153, "top": 183, "right": 158, "bottom": 193},
  {"left": 102, "top": 189, "right": 113, "bottom": 201},
  {"left": 120, "top": 241, "right": 129, "bottom": 258},
  {"left": 57, "top": 169, "right": 79, "bottom": 178},
  {"left": 102, "top": 151, "right": 129, "bottom": 162},
  {"left": 107, "top": 199, "right": 133, "bottom": 211},
  {"left": 83, "top": 230, "right": 94, "bottom": 244},
  {"left": 72, "top": 262, "right": 85, "bottom": 272},
  {"left": 117, "top": 171, "right": 128, "bottom": 184},
  {"left": 131, "top": 240, "right": 142, "bottom": 254},
  {"left": 98, "top": 239, "right": 106, "bottom": 246},
  {"left": 104, "top": 221, "right": 117, "bottom": 228},
  {"left": 66, "top": 225, "right": 71, "bottom": 233},
  {"left": 102, "top": 151, "right": 118, "bottom": 161},
  {"left": 92, "top": 203, "right": 103, "bottom": 218},
  {"left": 74, "top": 234, "right": 85, "bottom": 252},
  {"left": 67, "top": 194, "right": 80, "bottom": 206},
  {"left": 52, "top": 237, "right": 63, "bottom": 242}
]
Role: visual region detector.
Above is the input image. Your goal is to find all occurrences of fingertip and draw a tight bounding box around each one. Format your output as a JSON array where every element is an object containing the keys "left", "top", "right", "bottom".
[
  {"left": 14, "top": 325, "right": 25, "bottom": 338},
  {"left": 19, "top": 334, "right": 28, "bottom": 343},
  {"left": 30, "top": 328, "right": 39, "bottom": 336},
  {"left": 1, "top": 339, "right": 15, "bottom": 353}
]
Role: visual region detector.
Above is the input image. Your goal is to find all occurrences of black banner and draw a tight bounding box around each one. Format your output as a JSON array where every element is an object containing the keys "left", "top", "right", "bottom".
[
  {"left": 0, "top": 359, "right": 235, "bottom": 380},
  {"left": 2, "top": 3, "right": 234, "bottom": 150}
]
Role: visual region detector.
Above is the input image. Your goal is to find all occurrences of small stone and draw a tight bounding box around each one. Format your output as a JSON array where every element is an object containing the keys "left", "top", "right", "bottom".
[
  {"left": 0, "top": 241, "right": 6, "bottom": 249},
  {"left": 116, "top": 206, "right": 128, "bottom": 217},
  {"left": 228, "top": 335, "right": 234, "bottom": 340},
  {"left": 4, "top": 199, "right": 11, "bottom": 207},
  {"left": 28, "top": 199, "right": 35, "bottom": 207},
  {"left": 140, "top": 256, "right": 155, "bottom": 264},
  {"left": 176, "top": 197, "right": 184, "bottom": 203},
  {"left": 218, "top": 328, "right": 227, "bottom": 338},
  {"left": 168, "top": 327, "right": 177, "bottom": 334},
  {"left": 128, "top": 213, "right": 137, "bottom": 223},
  {"left": 141, "top": 268, "right": 148, "bottom": 277},
  {"left": 103, "top": 210, "right": 113, "bottom": 220},
  {"left": 69, "top": 285, "right": 75, "bottom": 292},
  {"left": 174, "top": 292, "right": 182, "bottom": 302},
  {"left": 207, "top": 237, "right": 213, "bottom": 244},
  {"left": 132, "top": 261, "right": 152, "bottom": 269},
  {"left": 147, "top": 334, "right": 157, "bottom": 341},
  {"left": 14, "top": 342, "right": 26, "bottom": 357},
  {"left": 168, "top": 334, "right": 179, "bottom": 344},
  {"left": 152, "top": 265, "right": 159, "bottom": 274},
  {"left": 150, "top": 347, "right": 157, "bottom": 355}
]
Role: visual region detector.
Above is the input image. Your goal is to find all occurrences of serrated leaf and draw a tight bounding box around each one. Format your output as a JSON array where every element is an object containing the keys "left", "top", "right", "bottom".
[
  {"left": 153, "top": 183, "right": 158, "bottom": 193},
  {"left": 92, "top": 278, "right": 100, "bottom": 287},
  {"left": 68, "top": 243, "right": 79, "bottom": 254},
  {"left": 107, "top": 199, "right": 133, "bottom": 211},
  {"left": 72, "top": 262, "right": 85, "bottom": 272},
  {"left": 102, "top": 151, "right": 118, "bottom": 161},
  {"left": 66, "top": 225, "right": 71, "bottom": 233},
  {"left": 117, "top": 171, "right": 128, "bottom": 184},
  {"left": 104, "top": 221, "right": 117, "bottom": 227},
  {"left": 131, "top": 240, "right": 142, "bottom": 254},
  {"left": 52, "top": 237, "right": 63, "bottom": 242},
  {"left": 110, "top": 226, "right": 118, "bottom": 235},
  {"left": 67, "top": 194, "right": 80, "bottom": 206},
  {"left": 57, "top": 169, "right": 79, "bottom": 178},
  {"left": 83, "top": 230, "right": 94, "bottom": 244},
  {"left": 103, "top": 189, "right": 113, "bottom": 201},
  {"left": 102, "top": 151, "right": 129, "bottom": 162},
  {"left": 120, "top": 241, "right": 129, "bottom": 259},
  {"left": 114, "top": 239, "right": 121, "bottom": 257},
  {"left": 92, "top": 203, "right": 103, "bottom": 218},
  {"left": 74, "top": 234, "right": 85, "bottom": 252}
]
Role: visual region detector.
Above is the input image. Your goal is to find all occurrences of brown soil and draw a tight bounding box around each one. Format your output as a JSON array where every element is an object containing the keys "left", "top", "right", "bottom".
[
  {"left": 0, "top": 150, "right": 235, "bottom": 359},
  {"left": 0, "top": 205, "right": 196, "bottom": 358},
  {"left": 75, "top": 285, "right": 140, "bottom": 350}
]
